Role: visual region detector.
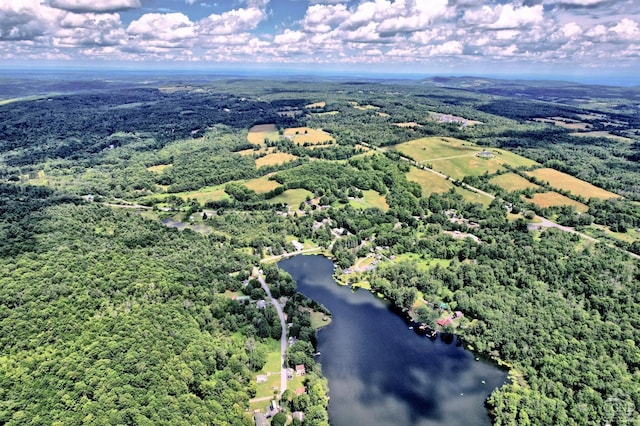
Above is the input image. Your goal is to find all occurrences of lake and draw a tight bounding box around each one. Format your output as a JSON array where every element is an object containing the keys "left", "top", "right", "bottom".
[{"left": 278, "top": 255, "right": 508, "bottom": 426}]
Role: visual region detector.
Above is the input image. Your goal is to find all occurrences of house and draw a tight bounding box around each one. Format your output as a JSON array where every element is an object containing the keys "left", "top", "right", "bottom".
[
  {"left": 256, "top": 300, "right": 267, "bottom": 309},
  {"left": 454, "top": 311, "right": 464, "bottom": 318},
  {"left": 295, "top": 364, "right": 306, "bottom": 376},
  {"left": 256, "top": 375, "right": 268, "bottom": 383}
]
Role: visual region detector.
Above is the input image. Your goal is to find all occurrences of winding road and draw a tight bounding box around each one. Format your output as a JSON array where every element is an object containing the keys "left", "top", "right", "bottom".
[{"left": 253, "top": 267, "right": 288, "bottom": 399}]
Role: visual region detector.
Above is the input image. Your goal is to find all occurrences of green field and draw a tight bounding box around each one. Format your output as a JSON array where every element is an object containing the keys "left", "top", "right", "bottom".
[
  {"left": 394, "top": 138, "right": 537, "bottom": 179},
  {"left": 406, "top": 166, "right": 455, "bottom": 195},
  {"left": 490, "top": 173, "right": 541, "bottom": 192},
  {"left": 267, "top": 188, "right": 313, "bottom": 206},
  {"left": 349, "top": 189, "right": 389, "bottom": 211},
  {"left": 146, "top": 184, "right": 230, "bottom": 204}
]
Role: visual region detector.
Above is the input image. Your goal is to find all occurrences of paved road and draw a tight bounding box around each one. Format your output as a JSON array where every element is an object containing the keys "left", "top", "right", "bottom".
[{"left": 253, "top": 267, "right": 288, "bottom": 399}]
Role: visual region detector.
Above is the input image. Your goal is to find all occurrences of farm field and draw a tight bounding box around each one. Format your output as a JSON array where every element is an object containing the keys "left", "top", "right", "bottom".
[
  {"left": 267, "top": 188, "right": 313, "bottom": 206},
  {"left": 526, "top": 191, "right": 589, "bottom": 212},
  {"left": 255, "top": 152, "right": 298, "bottom": 168},
  {"left": 349, "top": 189, "right": 389, "bottom": 211},
  {"left": 247, "top": 123, "right": 280, "bottom": 146},
  {"left": 283, "top": 127, "right": 334, "bottom": 145},
  {"left": 349, "top": 101, "right": 379, "bottom": 110},
  {"left": 457, "top": 186, "right": 493, "bottom": 206},
  {"left": 395, "top": 137, "right": 537, "bottom": 179},
  {"left": 406, "top": 166, "right": 455, "bottom": 195},
  {"left": 243, "top": 175, "right": 282, "bottom": 194},
  {"left": 533, "top": 117, "right": 590, "bottom": 130},
  {"left": 305, "top": 101, "right": 326, "bottom": 108},
  {"left": 526, "top": 168, "right": 620, "bottom": 200},
  {"left": 490, "top": 173, "right": 541, "bottom": 192}
]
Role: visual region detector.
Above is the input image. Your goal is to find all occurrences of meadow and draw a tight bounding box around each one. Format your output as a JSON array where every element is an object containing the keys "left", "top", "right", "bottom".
[
  {"left": 247, "top": 123, "right": 280, "bottom": 146},
  {"left": 526, "top": 191, "right": 589, "bottom": 212},
  {"left": 255, "top": 152, "right": 298, "bottom": 168},
  {"left": 490, "top": 173, "right": 541, "bottom": 192},
  {"left": 526, "top": 168, "right": 620, "bottom": 200},
  {"left": 283, "top": 127, "right": 334, "bottom": 145}
]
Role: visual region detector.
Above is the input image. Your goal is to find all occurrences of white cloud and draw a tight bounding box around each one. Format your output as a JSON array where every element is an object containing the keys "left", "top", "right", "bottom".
[
  {"left": 199, "top": 7, "right": 266, "bottom": 35},
  {"left": 489, "top": 4, "right": 544, "bottom": 30},
  {"left": 127, "top": 13, "right": 196, "bottom": 48},
  {"left": 609, "top": 18, "right": 639, "bottom": 41},
  {"left": 55, "top": 12, "right": 125, "bottom": 47},
  {"left": 302, "top": 4, "right": 350, "bottom": 33},
  {"left": 48, "top": 0, "right": 141, "bottom": 13},
  {"left": 0, "top": 0, "right": 64, "bottom": 40}
]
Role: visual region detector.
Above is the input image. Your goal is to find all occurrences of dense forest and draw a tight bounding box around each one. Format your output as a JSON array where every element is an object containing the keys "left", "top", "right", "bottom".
[{"left": 1, "top": 75, "right": 638, "bottom": 424}]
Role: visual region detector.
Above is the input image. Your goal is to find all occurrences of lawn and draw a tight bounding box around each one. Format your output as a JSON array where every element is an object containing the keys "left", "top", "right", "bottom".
[
  {"left": 349, "top": 190, "right": 389, "bottom": 211},
  {"left": 248, "top": 124, "right": 280, "bottom": 146},
  {"left": 406, "top": 166, "right": 455, "bottom": 195},
  {"left": 490, "top": 173, "right": 540, "bottom": 192},
  {"left": 283, "top": 127, "right": 334, "bottom": 145},
  {"left": 244, "top": 175, "right": 282, "bottom": 194},
  {"left": 255, "top": 152, "right": 298, "bottom": 168},
  {"left": 267, "top": 189, "right": 313, "bottom": 206},
  {"left": 526, "top": 168, "right": 620, "bottom": 200},
  {"left": 526, "top": 191, "right": 589, "bottom": 212}
]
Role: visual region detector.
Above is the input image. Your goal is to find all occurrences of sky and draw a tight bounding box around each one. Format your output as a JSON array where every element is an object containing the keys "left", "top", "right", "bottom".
[{"left": 1, "top": 0, "right": 640, "bottom": 80}]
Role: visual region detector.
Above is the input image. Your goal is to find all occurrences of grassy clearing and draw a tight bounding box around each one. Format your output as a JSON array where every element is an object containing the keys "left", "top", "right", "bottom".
[
  {"left": 248, "top": 124, "right": 279, "bottom": 146},
  {"left": 490, "top": 173, "right": 540, "bottom": 192},
  {"left": 406, "top": 166, "right": 455, "bottom": 195},
  {"left": 395, "top": 137, "right": 478, "bottom": 161},
  {"left": 395, "top": 122, "right": 422, "bottom": 128},
  {"left": 283, "top": 127, "right": 334, "bottom": 145},
  {"left": 533, "top": 118, "right": 590, "bottom": 130},
  {"left": 569, "top": 131, "right": 633, "bottom": 142},
  {"left": 390, "top": 253, "right": 452, "bottom": 271},
  {"left": 244, "top": 175, "right": 282, "bottom": 194},
  {"left": 526, "top": 191, "right": 589, "bottom": 212},
  {"left": 149, "top": 185, "right": 230, "bottom": 204},
  {"left": 255, "top": 152, "right": 298, "bottom": 168},
  {"left": 310, "top": 311, "right": 331, "bottom": 330},
  {"left": 147, "top": 164, "right": 172, "bottom": 174},
  {"left": 314, "top": 111, "right": 339, "bottom": 116},
  {"left": 349, "top": 189, "right": 389, "bottom": 211},
  {"left": 527, "top": 168, "right": 620, "bottom": 200},
  {"left": 267, "top": 189, "right": 313, "bottom": 206},
  {"left": 349, "top": 101, "right": 379, "bottom": 111},
  {"left": 305, "top": 101, "right": 326, "bottom": 108}
]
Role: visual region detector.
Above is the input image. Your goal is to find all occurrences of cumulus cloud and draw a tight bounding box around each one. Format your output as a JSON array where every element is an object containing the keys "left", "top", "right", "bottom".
[
  {"left": 48, "top": 0, "right": 141, "bottom": 13},
  {"left": 55, "top": 13, "right": 126, "bottom": 47},
  {"left": 198, "top": 7, "right": 266, "bottom": 35},
  {"left": 0, "top": 0, "right": 64, "bottom": 40},
  {"left": 127, "top": 13, "right": 196, "bottom": 48}
]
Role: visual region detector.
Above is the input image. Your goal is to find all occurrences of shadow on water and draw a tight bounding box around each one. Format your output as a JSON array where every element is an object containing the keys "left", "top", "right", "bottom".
[{"left": 279, "top": 255, "right": 508, "bottom": 426}]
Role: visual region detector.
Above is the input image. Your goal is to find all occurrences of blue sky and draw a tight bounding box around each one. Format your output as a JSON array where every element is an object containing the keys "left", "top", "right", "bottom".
[{"left": 1, "top": 0, "right": 639, "bottom": 80}]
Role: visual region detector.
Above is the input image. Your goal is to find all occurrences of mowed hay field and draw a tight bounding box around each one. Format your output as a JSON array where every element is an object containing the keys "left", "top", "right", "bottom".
[
  {"left": 526, "top": 168, "right": 620, "bottom": 200},
  {"left": 243, "top": 175, "right": 281, "bottom": 194},
  {"left": 305, "top": 101, "right": 326, "bottom": 108},
  {"left": 283, "top": 127, "right": 334, "bottom": 145},
  {"left": 526, "top": 192, "right": 589, "bottom": 213},
  {"left": 406, "top": 166, "right": 455, "bottom": 194},
  {"left": 394, "top": 137, "right": 537, "bottom": 179},
  {"left": 255, "top": 152, "right": 298, "bottom": 168},
  {"left": 247, "top": 124, "right": 279, "bottom": 146},
  {"left": 150, "top": 185, "right": 230, "bottom": 204},
  {"left": 490, "top": 173, "right": 540, "bottom": 192}
]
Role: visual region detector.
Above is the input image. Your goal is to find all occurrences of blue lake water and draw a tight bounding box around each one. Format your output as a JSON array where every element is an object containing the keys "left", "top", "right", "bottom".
[{"left": 279, "top": 255, "right": 508, "bottom": 426}]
